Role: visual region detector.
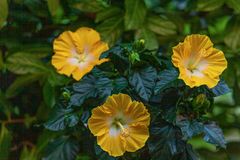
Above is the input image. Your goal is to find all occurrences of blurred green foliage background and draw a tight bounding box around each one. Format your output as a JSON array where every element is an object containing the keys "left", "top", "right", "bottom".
[{"left": 0, "top": 0, "right": 240, "bottom": 159}]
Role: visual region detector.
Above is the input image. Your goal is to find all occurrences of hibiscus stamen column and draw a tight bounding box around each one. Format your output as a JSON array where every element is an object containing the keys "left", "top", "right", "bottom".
[{"left": 115, "top": 121, "right": 129, "bottom": 137}]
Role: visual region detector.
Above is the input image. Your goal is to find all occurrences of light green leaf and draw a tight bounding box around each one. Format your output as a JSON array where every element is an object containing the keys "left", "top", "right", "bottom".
[
  {"left": 226, "top": 0, "right": 240, "bottom": 14},
  {"left": 71, "top": 0, "right": 107, "bottom": 12},
  {"left": 224, "top": 16, "right": 240, "bottom": 50},
  {"left": 0, "top": 0, "right": 8, "bottom": 29},
  {"left": 47, "top": 0, "right": 64, "bottom": 23},
  {"left": 95, "top": 7, "right": 122, "bottom": 23},
  {"left": 43, "top": 81, "right": 56, "bottom": 108},
  {"left": 48, "top": 68, "right": 70, "bottom": 86},
  {"left": 97, "top": 15, "right": 124, "bottom": 47},
  {"left": 0, "top": 125, "right": 13, "bottom": 160},
  {"left": 0, "top": 50, "right": 4, "bottom": 70},
  {"left": 6, "top": 52, "right": 49, "bottom": 74},
  {"left": 20, "top": 146, "right": 38, "bottom": 160},
  {"left": 23, "top": 0, "right": 49, "bottom": 17},
  {"left": 197, "top": 0, "right": 224, "bottom": 12},
  {"left": 6, "top": 74, "right": 43, "bottom": 98},
  {"left": 208, "top": 16, "right": 230, "bottom": 36},
  {"left": 147, "top": 15, "right": 177, "bottom": 36},
  {"left": 125, "top": 0, "right": 147, "bottom": 30},
  {"left": 136, "top": 27, "right": 159, "bottom": 49}
]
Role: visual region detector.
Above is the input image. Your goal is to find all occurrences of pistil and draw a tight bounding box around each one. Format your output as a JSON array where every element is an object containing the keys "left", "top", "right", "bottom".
[{"left": 116, "top": 121, "right": 129, "bottom": 137}]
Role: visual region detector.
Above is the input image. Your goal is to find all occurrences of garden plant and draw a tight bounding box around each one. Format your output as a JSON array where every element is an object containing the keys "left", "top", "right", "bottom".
[{"left": 0, "top": 0, "right": 240, "bottom": 160}]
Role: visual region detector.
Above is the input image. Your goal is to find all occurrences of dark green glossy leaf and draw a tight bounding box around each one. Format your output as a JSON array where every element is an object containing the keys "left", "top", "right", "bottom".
[
  {"left": 149, "top": 117, "right": 185, "bottom": 160},
  {"left": 162, "top": 106, "right": 177, "bottom": 124},
  {"left": 44, "top": 103, "right": 79, "bottom": 131},
  {"left": 211, "top": 79, "right": 231, "bottom": 97},
  {"left": 70, "top": 75, "right": 98, "bottom": 106},
  {"left": 95, "top": 77, "right": 113, "bottom": 98},
  {"left": 154, "top": 69, "right": 179, "bottom": 95},
  {"left": 176, "top": 119, "right": 204, "bottom": 140},
  {"left": 125, "top": 0, "right": 147, "bottom": 30},
  {"left": 70, "top": 75, "right": 113, "bottom": 106},
  {"left": 203, "top": 122, "right": 226, "bottom": 148},
  {"left": 81, "top": 111, "right": 90, "bottom": 125},
  {"left": 129, "top": 66, "right": 157, "bottom": 101},
  {"left": 177, "top": 144, "right": 200, "bottom": 160},
  {"left": 43, "top": 136, "right": 79, "bottom": 160},
  {"left": 185, "top": 144, "right": 199, "bottom": 160},
  {"left": 112, "top": 77, "right": 128, "bottom": 93},
  {"left": 109, "top": 46, "right": 129, "bottom": 73}
]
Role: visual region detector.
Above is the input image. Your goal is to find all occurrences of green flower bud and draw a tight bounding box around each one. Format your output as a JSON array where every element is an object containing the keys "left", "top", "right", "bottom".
[
  {"left": 62, "top": 91, "right": 71, "bottom": 100},
  {"left": 192, "top": 94, "right": 211, "bottom": 113},
  {"left": 133, "top": 39, "right": 145, "bottom": 50},
  {"left": 195, "top": 94, "right": 206, "bottom": 106},
  {"left": 129, "top": 51, "right": 140, "bottom": 64}
]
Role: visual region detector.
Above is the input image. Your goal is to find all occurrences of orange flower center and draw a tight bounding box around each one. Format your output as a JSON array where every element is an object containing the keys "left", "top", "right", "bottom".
[
  {"left": 186, "top": 49, "right": 206, "bottom": 73},
  {"left": 116, "top": 121, "right": 129, "bottom": 137},
  {"left": 111, "top": 117, "right": 130, "bottom": 137},
  {"left": 69, "top": 48, "right": 92, "bottom": 66},
  {"left": 73, "top": 53, "right": 87, "bottom": 63}
]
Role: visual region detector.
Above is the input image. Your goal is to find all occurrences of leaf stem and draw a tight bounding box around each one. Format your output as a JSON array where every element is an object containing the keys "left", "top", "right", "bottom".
[{"left": 1, "top": 118, "right": 25, "bottom": 125}]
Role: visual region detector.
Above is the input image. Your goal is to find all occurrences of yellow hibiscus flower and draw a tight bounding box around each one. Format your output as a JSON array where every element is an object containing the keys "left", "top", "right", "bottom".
[
  {"left": 52, "top": 27, "right": 109, "bottom": 81},
  {"left": 172, "top": 34, "right": 227, "bottom": 88},
  {"left": 88, "top": 94, "right": 150, "bottom": 157}
]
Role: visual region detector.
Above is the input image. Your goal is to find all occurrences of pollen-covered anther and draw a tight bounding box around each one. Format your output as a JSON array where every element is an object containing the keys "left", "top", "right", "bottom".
[{"left": 116, "top": 121, "right": 130, "bottom": 137}]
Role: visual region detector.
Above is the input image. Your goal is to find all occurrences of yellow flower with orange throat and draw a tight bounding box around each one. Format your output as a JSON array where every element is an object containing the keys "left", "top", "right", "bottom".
[
  {"left": 51, "top": 27, "right": 109, "bottom": 81},
  {"left": 172, "top": 34, "right": 227, "bottom": 88},
  {"left": 88, "top": 94, "right": 150, "bottom": 157}
]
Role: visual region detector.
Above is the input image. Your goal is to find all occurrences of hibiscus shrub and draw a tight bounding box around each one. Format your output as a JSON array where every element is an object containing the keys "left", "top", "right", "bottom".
[
  {"left": 1, "top": 0, "right": 239, "bottom": 160},
  {"left": 44, "top": 28, "right": 229, "bottom": 159}
]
